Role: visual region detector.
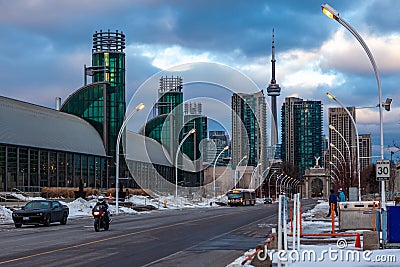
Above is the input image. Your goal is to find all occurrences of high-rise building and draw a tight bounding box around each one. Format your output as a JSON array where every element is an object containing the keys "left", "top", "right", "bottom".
[
  {"left": 359, "top": 134, "right": 372, "bottom": 172},
  {"left": 232, "top": 91, "right": 268, "bottom": 172},
  {"left": 267, "top": 28, "right": 281, "bottom": 146},
  {"left": 328, "top": 107, "right": 357, "bottom": 187},
  {"left": 182, "top": 102, "right": 207, "bottom": 186},
  {"left": 208, "top": 131, "right": 230, "bottom": 166},
  {"left": 281, "top": 97, "right": 323, "bottom": 176},
  {"left": 144, "top": 76, "right": 183, "bottom": 160}
]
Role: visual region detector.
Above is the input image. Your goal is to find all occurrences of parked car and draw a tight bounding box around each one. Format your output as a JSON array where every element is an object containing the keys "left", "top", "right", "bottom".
[
  {"left": 12, "top": 200, "right": 69, "bottom": 228},
  {"left": 264, "top": 198, "right": 273, "bottom": 204}
]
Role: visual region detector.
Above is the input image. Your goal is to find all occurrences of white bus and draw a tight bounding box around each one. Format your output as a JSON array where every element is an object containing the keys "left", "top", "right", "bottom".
[{"left": 227, "top": 189, "right": 256, "bottom": 206}]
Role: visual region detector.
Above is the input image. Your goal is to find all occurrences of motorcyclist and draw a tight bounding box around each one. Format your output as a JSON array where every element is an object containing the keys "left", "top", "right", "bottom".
[{"left": 94, "top": 195, "right": 111, "bottom": 223}]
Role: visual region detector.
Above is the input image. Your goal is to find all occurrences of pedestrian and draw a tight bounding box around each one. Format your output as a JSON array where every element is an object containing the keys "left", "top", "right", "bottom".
[
  {"left": 326, "top": 189, "right": 338, "bottom": 217},
  {"left": 338, "top": 188, "right": 346, "bottom": 202}
]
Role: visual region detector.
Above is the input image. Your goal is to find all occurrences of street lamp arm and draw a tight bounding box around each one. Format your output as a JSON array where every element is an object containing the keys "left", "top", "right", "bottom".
[
  {"left": 323, "top": 2, "right": 385, "bottom": 204},
  {"left": 213, "top": 146, "right": 229, "bottom": 200},
  {"left": 116, "top": 103, "right": 145, "bottom": 213},
  {"left": 175, "top": 129, "right": 196, "bottom": 200}
]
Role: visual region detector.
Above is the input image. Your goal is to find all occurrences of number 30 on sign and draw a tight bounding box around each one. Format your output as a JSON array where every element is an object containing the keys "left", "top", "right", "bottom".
[{"left": 376, "top": 159, "right": 390, "bottom": 181}]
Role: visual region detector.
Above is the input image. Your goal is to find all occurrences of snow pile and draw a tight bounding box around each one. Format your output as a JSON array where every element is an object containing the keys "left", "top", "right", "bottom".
[
  {"left": 0, "top": 193, "right": 228, "bottom": 225},
  {"left": 0, "top": 205, "right": 13, "bottom": 224},
  {"left": 10, "top": 193, "right": 45, "bottom": 201},
  {"left": 61, "top": 198, "right": 94, "bottom": 217}
]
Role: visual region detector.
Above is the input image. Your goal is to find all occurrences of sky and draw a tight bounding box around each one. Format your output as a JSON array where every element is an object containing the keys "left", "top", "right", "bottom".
[{"left": 0, "top": 0, "right": 399, "bottom": 161}]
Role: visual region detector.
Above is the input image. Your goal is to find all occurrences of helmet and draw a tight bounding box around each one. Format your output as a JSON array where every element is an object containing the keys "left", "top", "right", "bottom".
[{"left": 98, "top": 195, "right": 105, "bottom": 201}]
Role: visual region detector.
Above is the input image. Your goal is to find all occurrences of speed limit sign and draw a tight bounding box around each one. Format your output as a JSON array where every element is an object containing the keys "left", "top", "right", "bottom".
[{"left": 376, "top": 159, "right": 390, "bottom": 181}]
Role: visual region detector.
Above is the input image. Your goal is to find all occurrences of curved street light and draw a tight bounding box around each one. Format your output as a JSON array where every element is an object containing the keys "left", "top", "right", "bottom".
[
  {"left": 327, "top": 92, "right": 361, "bottom": 201},
  {"left": 260, "top": 167, "right": 271, "bottom": 198},
  {"left": 330, "top": 143, "right": 345, "bottom": 163},
  {"left": 213, "top": 145, "right": 229, "bottom": 201},
  {"left": 280, "top": 175, "right": 290, "bottom": 195},
  {"left": 234, "top": 155, "right": 247, "bottom": 189},
  {"left": 275, "top": 174, "right": 285, "bottom": 198},
  {"left": 268, "top": 170, "right": 277, "bottom": 198},
  {"left": 332, "top": 154, "right": 345, "bottom": 171},
  {"left": 322, "top": 3, "right": 384, "bottom": 204},
  {"left": 175, "top": 128, "right": 196, "bottom": 202},
  {"left": 251, "top": 163, "right": 262, "bottom": 190},
  {"left": 116, "top": 103, "right": 145, "bottom": 213},
  {"left": 329, "top": 124, "right": 352, "bottom": 180}
]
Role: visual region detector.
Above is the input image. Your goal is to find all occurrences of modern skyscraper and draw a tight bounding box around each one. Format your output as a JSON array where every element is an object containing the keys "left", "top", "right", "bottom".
[
  {"left": 328, "top": 107, "right": 357, "bottom": 186},
  {"left": 144, "top": 76, "right": 183, "bottom": 160},
  {"left": 267, "top": 29, "right": 281, "bottom": 146},
  {"left": 281, "top": 97, "right": 323, "bottom": 176},
  {"left": 232, "top": 91, "right": 267, "bottom": 172},
  {"left": 208, "top": 131, "right": 230, "bottom": 166}
]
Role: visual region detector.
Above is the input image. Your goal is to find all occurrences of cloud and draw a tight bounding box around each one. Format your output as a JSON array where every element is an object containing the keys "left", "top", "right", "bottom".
[{"left": 320, "top": 29, "right": 400, "bottom": 75}]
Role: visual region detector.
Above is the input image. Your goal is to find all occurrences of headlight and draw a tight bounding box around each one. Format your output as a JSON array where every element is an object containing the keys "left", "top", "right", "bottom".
[
  {"left": 93, "top": 211, "right": 100, "bottom": 216},
  {"left": 38, "top": 213, "right": 43, "bottom": 216}
]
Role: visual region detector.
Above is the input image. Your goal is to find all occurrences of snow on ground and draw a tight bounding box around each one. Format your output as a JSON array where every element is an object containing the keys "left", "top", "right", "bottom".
[
  {"left": 228, "top": 200, "right": 400, "bottom": 267},
  {"left": 0, "top": 194, "right": 232, "bottom": 224}
]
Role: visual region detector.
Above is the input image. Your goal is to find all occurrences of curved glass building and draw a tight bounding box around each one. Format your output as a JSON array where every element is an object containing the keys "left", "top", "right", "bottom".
[{"left": 61, "top": 30, "right": 126, "bottom": 182}]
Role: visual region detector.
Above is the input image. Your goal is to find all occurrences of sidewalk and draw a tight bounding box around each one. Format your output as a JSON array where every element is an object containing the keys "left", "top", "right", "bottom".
[{"left": 228, "top": 200, "right": 400, "bottom": 266}]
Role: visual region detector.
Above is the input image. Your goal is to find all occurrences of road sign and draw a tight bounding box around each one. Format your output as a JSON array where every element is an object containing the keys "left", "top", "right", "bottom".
[{"left": 376, "top": 159, "right": 390, "bottom": 181}]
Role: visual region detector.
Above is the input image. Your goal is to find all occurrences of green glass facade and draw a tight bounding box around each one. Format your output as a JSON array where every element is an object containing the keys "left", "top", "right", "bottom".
[
  {"left": 61, "top": 30, "right": 126, "bottom": 183},
  {"left": 281, "top": 98, "right": 323, "bottom": 176}
]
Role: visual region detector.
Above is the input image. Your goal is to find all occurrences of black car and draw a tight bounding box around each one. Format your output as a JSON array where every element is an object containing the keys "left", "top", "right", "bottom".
[
  {"left": 12, "top": 200, "right": 69, "bottom": 228},
  {"left": 264, "top": 198, "right": 273, "bottom": 204}
]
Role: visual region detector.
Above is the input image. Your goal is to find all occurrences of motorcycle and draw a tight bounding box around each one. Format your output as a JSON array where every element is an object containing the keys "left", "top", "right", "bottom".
[{"left": 92, "top": 205, "right": 110, "bottom": 232}]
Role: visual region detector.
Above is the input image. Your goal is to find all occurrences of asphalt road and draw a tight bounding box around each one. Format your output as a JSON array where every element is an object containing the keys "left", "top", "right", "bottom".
[{"left": 0, "top": 199, "right": 317, "bottom": 267}]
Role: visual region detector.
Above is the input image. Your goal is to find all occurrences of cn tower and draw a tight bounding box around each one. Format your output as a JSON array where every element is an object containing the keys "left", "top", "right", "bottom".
[{"left": 267, "top": 28, "right": 281, "bottom": 145}]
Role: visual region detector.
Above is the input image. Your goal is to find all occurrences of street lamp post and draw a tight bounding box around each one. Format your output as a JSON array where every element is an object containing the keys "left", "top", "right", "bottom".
[
  {"left": 213, "top": 145, "right": 229, "bottom": 201},
  {"left": 322, "top": 2, "right": 385, "bottom": 204},
  {"left": 268, "top": 170, "right": 276, "bottom": 198},
  {"left": 116, "top": 103, "right": 145, "bottom": 213},
  {"left": 329, "top": 124, "right": 352, "bottom": 182},
  {"left": 235, "top": 155, "right": 247, "bottom": 189},
  {"left": 280, "top": 175, "right": 290, "bottom": 195},
  {"left": 260, "top": 167, "right": 271, "bottom": 198},
  {"left": 276, "top": 174, "right": 285, "bottom": 198},
  {"left": 175, "top": 128, "right": 196, "bottom": 202},
  {"left": 327, "top": 92, "right": 361, "bottom": 201},
  {"left": 251, "top": 163, "right": 262, "bottom": 190}
]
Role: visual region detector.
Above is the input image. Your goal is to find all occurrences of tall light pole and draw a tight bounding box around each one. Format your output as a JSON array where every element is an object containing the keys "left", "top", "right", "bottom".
[
  {"left": 116, "top": 103, "right": 145, "bottom": 213},
  {"left": 235, "top": 155, "right": 247, "bottom": 189},
  {"left": 329, "top": 124, "right": 352, "bottom": 182},
  {"left": 213, "top": 145, "right": 229, "bottom": 201},
  {"left": 322, "top": 3, "right": 385, "bottom": 204},
  {"left": 175, "top": 128, "right": 196, "bottom": 202},
  {"left": 260, "top": 167, "right": 271, "bottom": 198},
  {"left": 251, "top": 163, "right": 262, "bottom": 190},
  {"left": 329, "top": 143, "right": 349, "bottom": 183},
  {"left": 268, "top": 170, "right": 276, "bottom": 198},
  {"left": 327, "top": 92, "right": 361, "bottom": 201},
  {"left": 276, "top": 174, "right": 285, "bottom": 198},
  {"left": 332, "top": 155, "right": 344, "bottom": 170}
]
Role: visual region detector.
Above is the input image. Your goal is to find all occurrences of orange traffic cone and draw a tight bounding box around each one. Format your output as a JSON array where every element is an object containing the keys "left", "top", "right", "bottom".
[
  {"left": 355, "top": 233, "right": 361, "bottom": 248},
  {"left": 109, "top": 193, "right": 113, "bottom": 201}
]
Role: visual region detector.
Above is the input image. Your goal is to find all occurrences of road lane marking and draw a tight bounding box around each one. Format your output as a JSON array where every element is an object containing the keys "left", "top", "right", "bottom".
[
  {"left": 142, "top": 213, "right": 277, "bottom": 267},
  {"left": 0, "top": 207, "right": 265, "bottom": 265}
]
